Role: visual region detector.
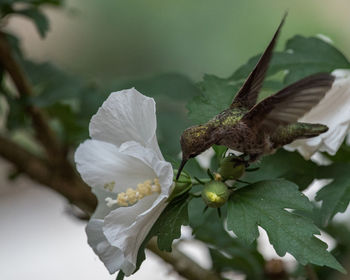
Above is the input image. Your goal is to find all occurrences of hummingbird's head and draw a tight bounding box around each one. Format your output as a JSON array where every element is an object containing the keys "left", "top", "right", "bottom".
[{"left": 176, "top": 125, "right": 215, "bottom": 180}]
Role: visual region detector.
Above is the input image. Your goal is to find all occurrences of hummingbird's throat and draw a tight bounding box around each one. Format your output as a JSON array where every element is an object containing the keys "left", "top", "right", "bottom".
[{"left": 104, "top": 178, "right": 161, "bottom": 207}]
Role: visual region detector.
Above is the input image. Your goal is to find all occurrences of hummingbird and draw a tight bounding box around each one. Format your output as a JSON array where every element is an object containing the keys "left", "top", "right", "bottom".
[{"left": 176, "top": 14, "right": 334, "bottom": 180}]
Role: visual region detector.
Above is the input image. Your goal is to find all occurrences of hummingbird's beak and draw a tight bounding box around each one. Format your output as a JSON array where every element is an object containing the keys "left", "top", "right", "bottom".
[{"left": 176, "top": 158, "right": 188, "bottom": 181}]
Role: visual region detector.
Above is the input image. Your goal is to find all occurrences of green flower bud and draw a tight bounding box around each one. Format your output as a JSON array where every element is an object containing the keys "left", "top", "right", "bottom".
[
  {"left": 218, "top": 155, "right": 245, "bottom": 180},
  {"left": 201, "top": 181, "right": 230, "bottom": 208},
  {"left": 167, "top": 170, "right": 192, "bottom": 202}
]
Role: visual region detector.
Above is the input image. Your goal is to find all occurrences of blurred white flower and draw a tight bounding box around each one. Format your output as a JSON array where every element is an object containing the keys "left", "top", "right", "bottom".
[
  {"left": 285, "top": 70, "right": 350, "bottom": 159},
  {"left": 75, "top": 88, "right": 173, "bottom": 276}
]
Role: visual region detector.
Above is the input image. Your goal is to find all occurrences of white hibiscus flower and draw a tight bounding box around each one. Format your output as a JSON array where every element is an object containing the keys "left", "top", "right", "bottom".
[
  {"left": 74, "top": 88, "right": 173, "bottom": 275},
  {"left": 285, "top": 69, "right": 350, "bottom": 159}
]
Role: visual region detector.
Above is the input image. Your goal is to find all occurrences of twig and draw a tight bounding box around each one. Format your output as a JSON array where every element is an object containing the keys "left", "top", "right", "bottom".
[
  {"left": 0, "top": 31, "right": 62, "bottom": 160},
  {"left": 147, "top": 238, "right": 221, "bottom": 280},
  {"left": 0, "top": 135, "right": 97, "bottom": 214},
  {"left": 305, "top": 264, "right": 319, "bottom": 280},
  {"left": 334, "top": 253, "right": 350, "bottom": 280},
  {"left": 264, "top": 259, "right": 288, "bottom": 280}
]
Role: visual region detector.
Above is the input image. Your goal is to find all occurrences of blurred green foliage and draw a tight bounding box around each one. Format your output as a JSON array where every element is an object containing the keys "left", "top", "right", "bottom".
[
  {"left": 1, "top": 1, "right": 350, "bottom": 279},
  {"left": 0, "top": 0, "right": 63, "bottom": 37},
  {"left": 188, "top": 36, "right": 350, "bottom": 123}
]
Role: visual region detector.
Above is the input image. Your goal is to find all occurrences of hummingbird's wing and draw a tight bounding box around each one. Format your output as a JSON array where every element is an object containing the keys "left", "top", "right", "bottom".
[
  {"left": 230, "top": 13, "right": 287, "bottom": 110},
  {"left": 242, "top": 73, "right": 334, "bottom": 132}
]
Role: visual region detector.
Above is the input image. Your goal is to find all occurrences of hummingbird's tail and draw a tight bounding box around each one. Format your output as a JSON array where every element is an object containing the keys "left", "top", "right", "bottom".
[
  {"left": 299, "top": 123, "right": 328, "bottom": 138},
  {"left": 271, "top": 122, "right": 328, "bottom": 147}
]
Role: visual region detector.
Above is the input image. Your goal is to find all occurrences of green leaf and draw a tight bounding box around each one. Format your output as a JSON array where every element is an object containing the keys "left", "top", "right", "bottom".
[
  {"left": 187, "top": 75, "right": 240, "bottom": 123},
  {"left": 24, "top": 61, "right": 82, "bottom": 107},
  {"left": 0, "top": 4, "right": 11, "bottom": 19},
  {"left": 213, "top": 145, "right": 227, "bottom": 161},
  {"left": 116, "top": 271, "right": 124, "bottom": 280},
  {"left": 315, "top": 163, "right": 350, "bottom": 225},
  {"left": 130, "top": 195, "right": 190, "bottom": 275},
  {"left": 227, "top": 179, "right": 345, "bottom": 272},
  {"left": 243, "top": 149, "right": 318, "bottom": 191},
  {"left": 323, "top": 143, "right": 350, "bottom": 163},
  {"left": 1, "top": 1, "right": 62, "bottom": 33},
  {"left": 156, "top": 102, "right": 192, "bottom": 158},
  {"left": 0, "top": 0, "right": 13, "bottom": 5},
  {"left": 29, "top": 0, "right": 63, "bottom": 6},
  {"left": 1, "top": 0, "right": 63, "bottom": 5},
  {"left": 17, "top": 8, "right": 49, "bottom": 38},
  {"left": 280, "top": 36, "right": 350, "bottom": 84},
  {"left": 152, "top": 195, "right": 190, "bottom": 252},
  {"left": 209, "top": 145, "right": 228, "bottom": 171},
  {"left": 46, "top": 103, "right": 87, "bottom": 144},
  {"left": 189, "top": 198, "right": 265, "bottom": 279},
  {"left": 5, "top": 96, "right": 30, "bottom": 130},
  {"left": 230, "top": 36, "right": 350, "bottom": 85},
  {"left": 167, "top": 171, "right": 192, "bottom": 202},
  {"left": 311, "top": 223, "right": 350, "bottom": 279}
]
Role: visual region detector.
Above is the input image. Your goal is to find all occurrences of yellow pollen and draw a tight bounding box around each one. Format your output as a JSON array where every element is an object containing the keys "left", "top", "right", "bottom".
[
  {"left": 106, "top": 178, "right": 161, "bottom": 207},
  {"left": 116, "top": 192, "right": 128, "bottom": 207},
  {"left": 125, "top": 188, "right": 137, "bottom": 204},
  {"left": 152, "top": 178, "right": 161, "bottom": 192},
  {"left": 137, "top": 182, "right": 152, "bottom": 197}
]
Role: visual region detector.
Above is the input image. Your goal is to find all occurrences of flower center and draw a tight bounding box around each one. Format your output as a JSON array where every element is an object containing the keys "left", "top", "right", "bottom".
[{"left": 105, "top": 178, "right": 161, "bottom": 207}]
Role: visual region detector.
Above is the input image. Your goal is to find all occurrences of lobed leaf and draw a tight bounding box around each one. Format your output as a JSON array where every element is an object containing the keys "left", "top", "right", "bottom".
[
  {"left": 189, "top": 198, "right": 265, "bottom": 279},
  {"left": 315, "top": 164, "right": 350, "bottom": 225},
  {"left": 227, "top": 179, "right": 345, "bottom": 272},
  {"left": 230, "top": 36, "right": 350, "bottom": 85},
  {"left": 242, "top": 149, "right": 318, "bottom": 190},
  {"left": 152, "top": 195, "right": 190, "bottom": 252},
  {"left": 16, "top": 8, "right": 49, "bottom": 38},
  {"left": 187, "top": 74, "right": 240, "bottom": 123}
]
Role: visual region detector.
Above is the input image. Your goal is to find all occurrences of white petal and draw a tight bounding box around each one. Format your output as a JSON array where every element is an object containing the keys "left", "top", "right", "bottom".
[
  {"left": 90, "top": 187, "right": 116, "bottom": 219},
  {"left": 148, "top": 134, "right": 165, "bottom": 161},
  {"left": 86, "top": 219, "right": 134, "bottom": 274},
  {"left": 75, "top": 140, "right": 156, "bottom": 193},
  {"left": 100, "top": 142, "right": 173, "bottom": 275},
  {"left": 81, "top": 141, "right": 173, "bottom": 276},
  {"left": 285, "top": 70, "right": 350, "bottom": 158},
  {"left": 103, "top": 194, "right": 168, "bottom": 275},
  {"left": 322, "top": 123, "right": 349, "bottom": 154},
  {"left": 119, "top": 141, "right": 173, "bottom": 197},
  {"left": 89, "top": 88, "right": 159, "bottom": 150},
  {"left": 195, "top": 148, "right": 215, "bottom": 169}
]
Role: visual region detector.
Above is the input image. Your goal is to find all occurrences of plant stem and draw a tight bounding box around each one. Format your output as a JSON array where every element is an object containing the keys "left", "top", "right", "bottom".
[
  {"left": 192, "top": 178, "right": 211, "bottom": 185},
  {"left": 305, "top": 264, "right": 319, "bottom": 280},
  {"left": 147, "top": 238, "right": 221, "bottom": 280},
  {"left": 0, "top": 31, "right": 62, "bottom": 161}
]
